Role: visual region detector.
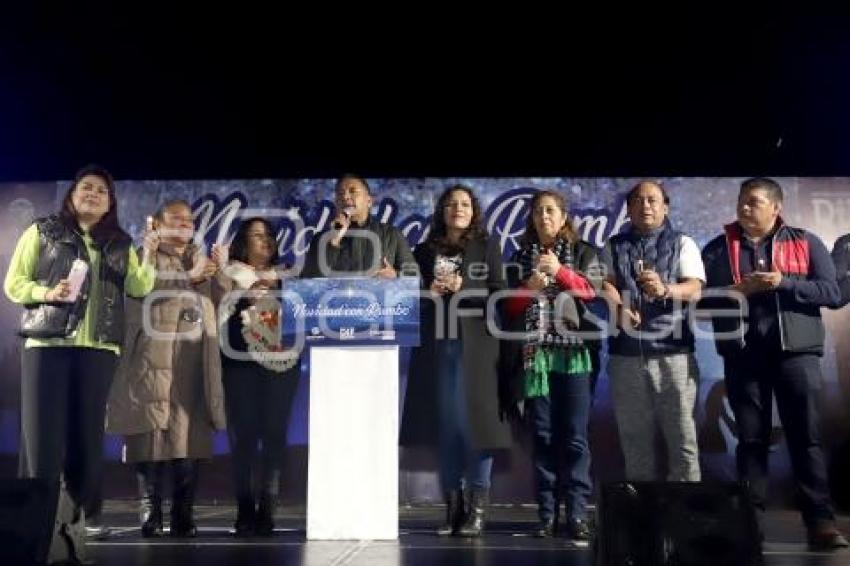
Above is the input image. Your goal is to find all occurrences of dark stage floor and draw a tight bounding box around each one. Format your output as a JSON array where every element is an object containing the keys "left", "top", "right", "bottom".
[{"left": 80, "top": 501, "right": 850, "bottom": 566}]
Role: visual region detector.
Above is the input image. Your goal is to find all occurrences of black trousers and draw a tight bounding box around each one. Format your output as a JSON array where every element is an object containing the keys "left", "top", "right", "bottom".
[
  {"left": 723, "top": 350, "right": 835, "bottom": 528},
  {"left": 222, "top": 361, "right": 298, "bottom": 502},
  {"left": 19, "top": 347, "right": 117, "bottom": 516}
]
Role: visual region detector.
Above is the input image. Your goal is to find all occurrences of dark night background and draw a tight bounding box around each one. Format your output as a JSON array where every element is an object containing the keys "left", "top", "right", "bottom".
[{"left": 0, "top": 9, "right": 849, "bottom": 182}]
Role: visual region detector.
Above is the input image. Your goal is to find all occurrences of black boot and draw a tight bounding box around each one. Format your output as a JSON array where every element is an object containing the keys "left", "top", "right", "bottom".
[
  {"left": 255, "top": 493, "right": 276, "bottom": 536},
  {"left": 456, "top": 489, "right": 488, "bottom": 537},
  {"left": 534, "top": 497, "right": 560, "bottom": 538},
  {"left": 234, "top": 497, "right": 256, "bottom": 537},
  {"left": 436, "top": 489, "right": 464, "bottom": 536},
  {"left": 534, "top": 517, "right": 556, "bottom": 538},
  {"left": 136, "top": 462, "right": 164, "bottom": 538},
  {"left": 170, "top": 459, "right": 198, "bottom": 538},
  {"left": 254, "top": 467, "right": 281, "bottom": 536}
]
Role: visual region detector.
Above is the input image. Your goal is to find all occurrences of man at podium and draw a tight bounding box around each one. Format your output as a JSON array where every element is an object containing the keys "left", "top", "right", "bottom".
[
  {"left": 301, "top": 174, "right": 415, "bottom": 278},
  {"left": 292, "top": 174, "right": 419, "bottom": 540}
]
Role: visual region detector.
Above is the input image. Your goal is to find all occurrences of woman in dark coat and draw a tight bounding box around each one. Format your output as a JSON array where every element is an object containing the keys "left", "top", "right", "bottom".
[{"left": 400, "top": 184, "right": 511, "bottom": 537}]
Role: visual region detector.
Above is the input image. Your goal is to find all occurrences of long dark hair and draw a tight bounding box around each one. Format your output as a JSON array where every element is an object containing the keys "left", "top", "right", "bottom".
[
  {"left": 425, "top": 184, "right": 487, "bottom": 254},
  {"left": 230, "top": 217, "right": 280, "bottom": 266},
  {"left": 59, "top": 164, "right": 129, "bottom": 246},
  {"left": 518, "top": 190, "right": 579, "bottom": 246}
]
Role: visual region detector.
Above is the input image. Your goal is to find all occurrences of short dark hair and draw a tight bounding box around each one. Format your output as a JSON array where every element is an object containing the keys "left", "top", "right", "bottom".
[
  {"left": 740, "top": 177, "right": 783, "bottom": 203},
  {"left": 626, "top": 180, "right": 670, "bottom": 206},
  {"left": 335, "top": 174, "right": 371, "bottom": 195}
]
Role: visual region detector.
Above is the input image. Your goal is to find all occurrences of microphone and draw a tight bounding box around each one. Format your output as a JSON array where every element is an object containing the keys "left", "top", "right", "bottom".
[{"left": 333, "top": 207, "right": 355, "bottom": 230}]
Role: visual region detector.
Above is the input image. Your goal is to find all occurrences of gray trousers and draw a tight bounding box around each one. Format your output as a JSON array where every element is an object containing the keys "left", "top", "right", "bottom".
[{"left": 608, "top": 352, "right": 701, "bottom": 482}]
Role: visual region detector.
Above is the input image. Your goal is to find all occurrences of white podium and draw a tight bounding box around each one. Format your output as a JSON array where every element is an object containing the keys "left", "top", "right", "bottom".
[
  {"left": 281, "top": 276, "right": 419, "bottom": 541},
  {"left": 306, "top": 345, "right": 399, "bottom": 540}
]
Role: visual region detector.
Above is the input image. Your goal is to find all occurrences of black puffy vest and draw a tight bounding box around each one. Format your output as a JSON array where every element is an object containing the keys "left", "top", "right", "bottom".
[{"left": 20, "top": 215, "right": 130, "bottom": 345}]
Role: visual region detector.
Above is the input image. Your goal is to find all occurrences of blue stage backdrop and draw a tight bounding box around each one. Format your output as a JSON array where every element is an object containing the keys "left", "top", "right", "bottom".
[{"left": 1, "top": 177, "right": 849, "bottom": 504}]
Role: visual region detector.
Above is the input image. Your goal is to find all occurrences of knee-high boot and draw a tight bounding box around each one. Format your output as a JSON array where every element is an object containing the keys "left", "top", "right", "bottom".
[
  {"left": 170, "top": 459, "right": 199, "bottom": 538},
  {"left": 136, "top": 462, "right": 164, "bottom": 537},
  {"left": 255, "top": 467, "right": 281, "bottom": 536}
]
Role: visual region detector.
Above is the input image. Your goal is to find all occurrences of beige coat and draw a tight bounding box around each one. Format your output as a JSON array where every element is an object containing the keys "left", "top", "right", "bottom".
[{"left": 106, "top": 244, "right": 226, "bottom": 436}]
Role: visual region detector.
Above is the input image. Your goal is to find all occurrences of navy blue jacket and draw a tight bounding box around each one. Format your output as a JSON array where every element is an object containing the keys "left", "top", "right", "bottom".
[{"left": 701, "top": 221, "right": 838, "bottom": 357}]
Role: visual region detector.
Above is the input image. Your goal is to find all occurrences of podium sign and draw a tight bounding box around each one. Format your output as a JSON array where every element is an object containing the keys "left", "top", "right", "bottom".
[{"left": 282, "top": 276, "right": 420, "bottom": 347}]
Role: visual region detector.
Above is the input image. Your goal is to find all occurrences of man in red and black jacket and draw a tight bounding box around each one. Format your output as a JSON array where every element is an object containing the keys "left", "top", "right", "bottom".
[{"left": 701, "top": 177, "right": 847, "bottom": 551}]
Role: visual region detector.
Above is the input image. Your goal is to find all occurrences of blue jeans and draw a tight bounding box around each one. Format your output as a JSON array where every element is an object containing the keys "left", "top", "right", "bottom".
[
  {"left": 436, "top": 340, "right": 493, "bottom": 491},
  {"left": 528, "top": 372, "right": 592, "bottom": 521}
]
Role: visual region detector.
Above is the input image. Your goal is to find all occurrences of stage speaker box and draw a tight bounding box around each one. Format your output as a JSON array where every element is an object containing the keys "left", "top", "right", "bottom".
[
  {"left": 595, "top": 481, "right": 761, "bottom": 566},
  {"left": 0, "top": 478, "right": 86, "bottom": 565}
]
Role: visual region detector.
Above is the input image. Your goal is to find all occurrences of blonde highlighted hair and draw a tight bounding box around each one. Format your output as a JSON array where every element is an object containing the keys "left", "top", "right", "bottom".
[{"left": 519, "top": 190, "right": 579, "bottom": 246}]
